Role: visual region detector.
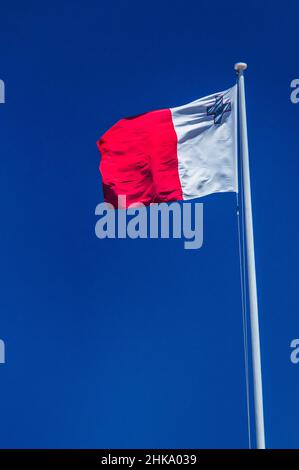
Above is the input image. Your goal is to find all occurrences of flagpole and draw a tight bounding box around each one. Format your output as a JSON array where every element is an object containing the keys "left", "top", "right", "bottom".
[{"left": 234, "top": 62, "right": 266, "bottom": 449}]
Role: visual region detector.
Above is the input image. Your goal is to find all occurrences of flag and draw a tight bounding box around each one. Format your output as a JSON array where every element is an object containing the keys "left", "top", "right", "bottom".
[{"left": 97, "top": 85, "right": 238, "bottom": 208}]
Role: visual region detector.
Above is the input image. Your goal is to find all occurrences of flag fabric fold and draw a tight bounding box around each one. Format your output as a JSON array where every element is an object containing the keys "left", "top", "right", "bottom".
[{"left": 97, "top": 85, "right": 238, "bottom": 208}]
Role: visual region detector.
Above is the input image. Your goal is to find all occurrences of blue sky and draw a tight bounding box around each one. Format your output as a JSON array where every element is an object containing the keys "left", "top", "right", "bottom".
[{"left": 0, "top": 0, "right": 298, "bottom": 448}]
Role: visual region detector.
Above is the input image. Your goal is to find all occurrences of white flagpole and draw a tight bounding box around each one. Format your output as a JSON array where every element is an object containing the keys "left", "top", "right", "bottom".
[{"left": 234, "top": 62, "right": 266, "bottom": 449}]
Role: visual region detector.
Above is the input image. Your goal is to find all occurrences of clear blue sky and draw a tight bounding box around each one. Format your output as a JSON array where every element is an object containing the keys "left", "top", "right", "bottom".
[{"left": 0, "top": 0, "right": 298, "bottom": 449}]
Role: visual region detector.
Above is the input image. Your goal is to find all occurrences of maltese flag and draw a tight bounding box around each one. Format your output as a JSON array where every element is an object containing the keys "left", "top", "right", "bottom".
[{"left": 97, "top": 85, "right": 238, "bottom": 208}]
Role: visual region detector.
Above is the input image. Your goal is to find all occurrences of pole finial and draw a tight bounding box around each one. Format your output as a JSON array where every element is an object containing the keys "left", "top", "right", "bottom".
[{"left": 234, "top": 62, "right": 248, "bottom": 73}]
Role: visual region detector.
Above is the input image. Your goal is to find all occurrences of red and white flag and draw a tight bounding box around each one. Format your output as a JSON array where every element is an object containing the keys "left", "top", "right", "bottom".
[{"left": 97, "top": 85, "right": 238, "bottom": 208}]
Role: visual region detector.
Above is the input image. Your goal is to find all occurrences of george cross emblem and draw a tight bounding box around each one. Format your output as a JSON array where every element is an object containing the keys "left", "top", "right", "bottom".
[{"left": 207, "top": 95, "right": 231, "bottom": 125}]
